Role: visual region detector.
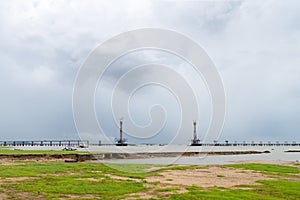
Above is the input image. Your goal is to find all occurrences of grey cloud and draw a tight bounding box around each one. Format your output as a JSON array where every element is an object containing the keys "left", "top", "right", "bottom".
[{"left": 0, "top": 0, "right": 299, "bottom": 143}]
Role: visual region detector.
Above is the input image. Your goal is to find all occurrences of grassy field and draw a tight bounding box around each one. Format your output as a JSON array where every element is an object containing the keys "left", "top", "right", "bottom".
[
  {"left": 0, "top": 148, "right": 299, "bottom": 199},
  {"left": 0, "top": 160, "right": 299, "bottom": 199},
  {"left": 0, "top": 147, "right": 88, "bottom": 155},
  {"left": 168, "top": 164, "right": 300, "bottom": 200}
]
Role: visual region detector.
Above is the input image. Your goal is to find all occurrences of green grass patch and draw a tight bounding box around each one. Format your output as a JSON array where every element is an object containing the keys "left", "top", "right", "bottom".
[
  {"left": 13, "top": 176, "right": 144, "bottom": 199},
  {"left": 101, "top": 163, "right": 160, "bottom": 179},
  {"left": 106, "top": 163, "right": 158, "bottom": 173},
  {"left": 228, "top": 163, "right": 299, "bottom": 175},
  {"left": 155, "top": 187, "right": 179, "bottom": 192},
  {"left": 255, "top": 179, "right": 300, "bottom": 199},
  {"left": 166, "top": 164, "right": 300, "bottom": 200},
  {"left": 0, "top": 148, "right": 88, "bottom": 155},
  {"left": 168, "top": 187, "right": 276, "bottom": 200},
  {"left": 168, "top": 180, "right": 300, "bottom": 200},
  {"left": 0, "top": 162, "right": 159, "bottom": 179},
  {"left": 0, "top": 162, "right": 99, "bottom": 178},
  {"left": 153, "top": 165, "right": 207, "bottom": 174},
  {"left": 0, "top": 162, "right": 151, "bottom": 199},
  {"left": 103, "top": 163, "right": 198, "bottom": 179}
]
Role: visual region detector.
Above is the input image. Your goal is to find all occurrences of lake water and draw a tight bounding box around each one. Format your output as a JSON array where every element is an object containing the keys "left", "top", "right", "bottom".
[
  {"left": 100, "top": 145, "right": 300, "bottom": 165},
  {"left": 103, "top": 151, "right": 300, "bottom": 165},
  {"left": 17, "top": 145, "right": 300, "bottom": 165}
]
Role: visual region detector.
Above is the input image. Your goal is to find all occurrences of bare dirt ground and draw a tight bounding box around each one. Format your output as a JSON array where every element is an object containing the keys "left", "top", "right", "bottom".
[
  {"left": 105, "top": 174, "right": 143, "bottom": 182},
  {"left": 146, "top": 166, "right": 272, "bottom": 188},
  {"left": 0, "top": 193, "right": 9, "bottom": 199},
  {"left": 126, "top": 165, "right": 275, "bottom": 199}
]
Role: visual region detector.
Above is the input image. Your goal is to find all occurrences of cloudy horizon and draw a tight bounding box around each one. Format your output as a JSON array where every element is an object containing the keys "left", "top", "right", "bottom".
[{"left": 0, "top": 0, "right": 300, "bottom": 144}]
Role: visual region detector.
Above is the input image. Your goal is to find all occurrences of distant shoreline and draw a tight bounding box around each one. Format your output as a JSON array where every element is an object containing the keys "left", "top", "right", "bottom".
[{"left": 0, "top": 150, "right": 271, "bottom": 162}]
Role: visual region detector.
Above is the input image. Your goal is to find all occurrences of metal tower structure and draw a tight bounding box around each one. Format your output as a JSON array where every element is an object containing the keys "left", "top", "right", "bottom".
[
  {"left": 191, "top": 121, "right": 201, "bottom": 146},
  {"left": 115, "top": 119, "right": 127, "bottom": 146}
]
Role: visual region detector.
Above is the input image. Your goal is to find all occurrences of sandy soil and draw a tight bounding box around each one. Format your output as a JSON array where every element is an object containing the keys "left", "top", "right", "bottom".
[
  {"left": 4, "top": 177, "right": 36, "bottom": 182},
  {"left": 126, "top": 165, "right": 276, "bottom": 199},
  {"left": 105, "top": 174, "right": 142, "bottom": 182},
  {"left": 61, "top": 194, "right": 102, "bottom": 199},
  {"left": 0, "top": 193, "right": 8, "bottom": 199},
  {"left": 146, "top": 166, "right": 272, "bottom": 189}
]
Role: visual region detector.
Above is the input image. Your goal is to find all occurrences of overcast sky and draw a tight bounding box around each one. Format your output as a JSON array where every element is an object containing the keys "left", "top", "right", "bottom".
[{"left": 0, "top": 0, "right": 299, "bottom": 144}]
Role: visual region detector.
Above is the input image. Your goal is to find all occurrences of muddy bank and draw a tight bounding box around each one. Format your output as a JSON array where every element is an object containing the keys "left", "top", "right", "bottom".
[
  {"left": 285, "top": 150, "right": 300, "bottom": 152},
  {"left": 0, "top": 151, "right": 270, "bottom": 162}
]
